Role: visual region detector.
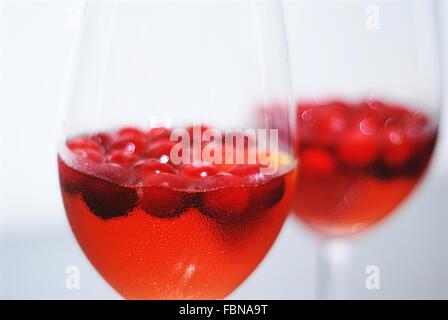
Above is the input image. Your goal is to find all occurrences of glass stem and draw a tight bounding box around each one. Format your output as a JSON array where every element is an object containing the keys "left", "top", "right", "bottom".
[{"left": 316, "top": 238, "right": 353, "bottom": 300}]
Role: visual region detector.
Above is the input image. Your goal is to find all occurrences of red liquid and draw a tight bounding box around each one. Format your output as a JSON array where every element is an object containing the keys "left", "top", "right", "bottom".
[
  {"left": 293, "top": 100, "right": 437, "bottom": 237},
  {"left": 58, "top": 126, "right": 295, "bottom": 299}
]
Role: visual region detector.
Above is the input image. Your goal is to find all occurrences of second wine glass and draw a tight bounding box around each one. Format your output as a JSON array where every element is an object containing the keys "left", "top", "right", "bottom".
[{"left": 287, "top": 0, "right": 441, "bottom": 299}]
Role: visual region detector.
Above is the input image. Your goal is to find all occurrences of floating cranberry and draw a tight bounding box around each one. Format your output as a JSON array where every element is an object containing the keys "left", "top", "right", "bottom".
[
  {"left": 297, "top": 105, "right": 316, "bottom": 128},
  {"left": 360, "top": 99, "right": 388, "bottom": 121},
  {"left": 202, "top": 172, "right": 243, "bottom": 189},
  {"left": 134, "top": 159, "right": 178, "bottom": 176},
  {"left": 301, "top": 148, "right": 337, "bottom": 177},
  {"left": 106, "top": 149, "right": 140, "bottom": 167},
  {"left": 71, "top": 148, "right": 103, "bottom": 163},
  {"left": 181, "top": 163, "right": 217, "bottom": 178},
  {"left": 227, "top": 164, "right": 269, "bottom": 177},
  {"left": 409, "top": 112, "right": 429, "bottom": 129},
  {"left": 146, "top": 140, "right": 178, "bottom": 162},
  {"left": 321, "top": 110, "right": 348, "bottom": 133},
  {"left": 142, "top": 172, "right": 184, "bottom": 188},
  {"left": 81, "top": 175, "right": 138, "bottom": 220},
  {"left": 95, "top": 162, "right": 137, "bottom": 185},
  {"left": 147, "top": 127, "right": 171, "bottom": 141},
  {"left": 110, "top": 127, "right": 148, "bottom": 154},
  {"left": 201, "top": 174, "right": 249, "bottom": 217},
  {"left": 383, "top": 130, "right": 412, "bottom": 168},
  {"left": 90, "top": 132, "right": 113, "bottom": 149},
  {"left": 364, "top": 99, "right": 387, "bottom": 111},
  {"left": 385, "top": 104, "right": 414, "bottom": 119},
  {"left": 358, "top": 116, "right": 380, "bottom": 136},
  {"left": 140, "top": 174, "right": 193, "bottom": 218},
  {"left": 202, "top": 185, "right": 249, "bottom": 217},
  {"left": 250, "top": 177, "right": 286, "bottom": 209},
  {"left": 58, "top": 157, "right": 85, "bottom": 195},
  {"left": 141, "top": 188, "right": 193, "bottom": 219},
  {"left": 110, "top": 137, "right": 147, "bottom": 155},
  {"left": 298, "top": 100, "right": 350, "bottom": 146},
  {"left": 328, "top": 100, "right": 351, "bottom": 112},
  {"left": 337, "top": 129, "right": 380, "bottom": 167},
  {"left": 67, "top": 137, "right": 103, "bottom": 154},
  {"left": 408, "top": 134, "right": 433, "bottom": 159},
  {"left": 316, "top": 113, "right": 348, "bottom": 146}
]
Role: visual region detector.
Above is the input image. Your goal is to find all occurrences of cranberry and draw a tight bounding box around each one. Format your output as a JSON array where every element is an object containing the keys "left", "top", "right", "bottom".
[
  {"left": 71, "top": 148, "right": 103, "bottom": 163},
  {"left": 202, "top": 185, "right": 249, "bottom": 217},
  {"left": 384, "top": 116, "right": 405, "bottom": 132},
  {"left": 110, "top": 137, "right": 147, "bottom": 155},
  {"left": 67, "top": 137, "right": 103, "bottom": 153},
  {"left": 358, "top": 117, "right": 380, "bottom": 136},
  {"left": 146, "top": 140, "right": 179, "bottom": 162},
  {"left": 95, "top": 162, "right": 138, "bottom": 185},
  {"left": 142, "top": 172, "right": 184, "bottom": 188},
  {"left": 297, "top": 105, "right": 316, "bottom": 128},
  {"left": 202, "top": 172, "right": 244, "bottom": 189},
  {"left": 337, "top": 128, "right": 380, "bottom": 167},
  {"left": 81, "top": 175, "right": 138, "bottom": 220},
  {"left": 315, "top": 112, "right": 348, "bottom": 146},
  {"left": 147, "top": 127, "right": 172, "bottom": 141},
  {"left": 106, "top": 149, "right": 140, "bottom": 167},
  {"left": 58, "top": 157, "right": 85, "bottom": 195},
  {"left": 141, "top": 188, "right": 193, "bottom": 219},
  {"left": 361, "top": 99, "right": 389, "bottom": 121},
  {"left": 250, "top": 177, "right": 286, "bottom": 209},
  {"left": 328, "top": 100, "right": 351, "bottom": 112},
  {"left": 90, "top": 132, "right": 113, "bottom": 149},
  {"left": 301, "top": 148, "right": 337, "bottom": 177},
  {"left": 140, "top": 174, "right": 193, "bottom": 218},
  {"left": 364, "top": 99, "right": 387, "bottom": 112},
  {"left": 298, "top": 101, "right": 350, "bottom": 146},
  {"left": 111, "top": 127, "right": 148, "bottom": 154},
  {"left": 383, "top": 130, "right": 412, "bottom": 168},
  {"left": 385, "top": 104, "right": 414, "bottom": 119},
  {"left": 409, "top": 112, "right": 429, "bottom": 129},
  {"left": 227, "top": 164, "right": 264, "bottom": 176},
  {"left": 181, "top": 163, "right": 217, "bottom": 178},
  {"left": 134, "top": 159, "right": 178, "bottom": 176},
  {"left": 406, "top": 118, "right": 436, "bottom": 156}
]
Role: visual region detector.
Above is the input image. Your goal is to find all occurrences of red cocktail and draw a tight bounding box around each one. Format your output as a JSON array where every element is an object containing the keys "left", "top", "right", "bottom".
[
  {"left": 58, "top": 126, "right": 295, "bottom": 299},
  {"left": 293, "top": 100, "right": 437, "bottom": 237}
]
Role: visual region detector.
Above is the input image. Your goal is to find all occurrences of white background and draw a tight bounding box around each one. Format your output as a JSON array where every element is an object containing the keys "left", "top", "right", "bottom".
[{"left": 1, "top": 0, "right": 447, "bottom": 299}]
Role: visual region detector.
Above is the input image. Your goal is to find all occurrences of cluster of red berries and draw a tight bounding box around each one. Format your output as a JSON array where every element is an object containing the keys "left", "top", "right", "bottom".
[
  {"left": 59, "top": 125, "right": 286, "bottom": 220},
  {"left": 297, "top": 100, "right": 437, "bottom": 178}
]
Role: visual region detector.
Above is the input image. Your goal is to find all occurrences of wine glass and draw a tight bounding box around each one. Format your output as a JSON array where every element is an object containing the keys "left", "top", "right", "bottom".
[
  {"left": 286, "top": 0, "right": 441, "bottom": 298},
  {"left": 57, "top": 0, "right": 296, "bottom": 299}
]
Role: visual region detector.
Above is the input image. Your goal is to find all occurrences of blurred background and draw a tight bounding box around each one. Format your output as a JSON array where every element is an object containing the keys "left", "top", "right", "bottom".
[{"left": 1, "top": 0, "right": 447, "bottom": 299}]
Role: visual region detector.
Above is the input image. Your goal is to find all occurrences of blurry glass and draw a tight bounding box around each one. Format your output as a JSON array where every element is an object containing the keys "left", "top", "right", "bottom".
[{"left": 287, "top": 0, "right": 441, "bottom": 298}]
